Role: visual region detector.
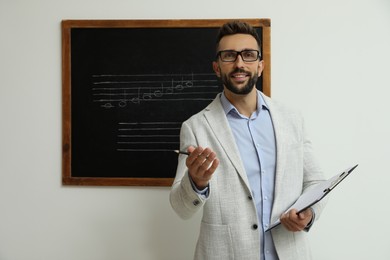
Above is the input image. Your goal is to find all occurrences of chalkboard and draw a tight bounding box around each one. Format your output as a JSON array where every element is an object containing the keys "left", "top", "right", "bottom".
[{"left": 62, "top": 19, "right": 271, "bottom": 186}]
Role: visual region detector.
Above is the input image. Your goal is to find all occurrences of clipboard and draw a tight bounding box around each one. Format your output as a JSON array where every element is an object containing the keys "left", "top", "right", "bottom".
[{"left": 266, "top": 164, "right": 358, "bottom": 232}]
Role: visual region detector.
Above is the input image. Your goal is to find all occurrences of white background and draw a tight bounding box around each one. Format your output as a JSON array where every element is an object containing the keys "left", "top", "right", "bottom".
[{"left": 1, "top": 0, "right": 390, "bottom": 259}]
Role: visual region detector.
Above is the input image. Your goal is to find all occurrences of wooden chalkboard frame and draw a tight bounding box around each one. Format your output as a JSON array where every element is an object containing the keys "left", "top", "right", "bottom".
[{"left": 62, "top": 19, "right": 271, "bottom": 186}]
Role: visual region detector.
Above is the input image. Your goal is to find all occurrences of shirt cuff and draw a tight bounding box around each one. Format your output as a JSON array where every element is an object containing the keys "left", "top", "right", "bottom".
[
  {"left": 189, "top": 174, "right": 209, "bottom": 198},
  {"left": 304, "top": 208, "right": 315, "bottom": 231}
]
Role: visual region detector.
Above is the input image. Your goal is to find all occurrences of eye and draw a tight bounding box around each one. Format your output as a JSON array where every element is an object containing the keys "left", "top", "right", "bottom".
[
  {"left": 222, "top": 51, "right": 236, "bottom": 59},
  {"left": 243, "top": 51, "right": 256, "bottom": 59}
]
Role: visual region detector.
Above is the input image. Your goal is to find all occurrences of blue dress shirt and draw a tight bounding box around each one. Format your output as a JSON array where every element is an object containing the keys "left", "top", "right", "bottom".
[{"left": 220, "top": 91, "right": 278, "bottom": 260}]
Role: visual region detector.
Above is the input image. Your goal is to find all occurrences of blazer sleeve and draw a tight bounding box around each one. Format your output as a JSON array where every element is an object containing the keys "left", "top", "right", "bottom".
[
  {"left": 301, "top": 118, "right": 328, "bottom": 223},
  {"left": 169, "top": 120, "right": 208, "bottom": 220}
]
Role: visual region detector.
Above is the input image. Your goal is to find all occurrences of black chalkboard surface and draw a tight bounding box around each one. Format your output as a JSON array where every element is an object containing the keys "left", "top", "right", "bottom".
[{"left": 62, "top": 19, "right": 271, "bottom": 186}]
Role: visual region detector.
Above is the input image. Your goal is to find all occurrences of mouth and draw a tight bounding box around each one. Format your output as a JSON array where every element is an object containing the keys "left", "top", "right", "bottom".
[{"left": 230, "top": 71, "right": 250, "bottom": 83}]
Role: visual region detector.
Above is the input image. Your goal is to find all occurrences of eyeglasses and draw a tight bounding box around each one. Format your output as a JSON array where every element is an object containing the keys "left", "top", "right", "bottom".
[{"left": 216, "top": 50, "right": 261, "bottom": 62}]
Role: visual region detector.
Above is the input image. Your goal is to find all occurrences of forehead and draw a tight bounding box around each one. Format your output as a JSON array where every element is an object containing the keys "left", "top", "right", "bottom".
[{"left": 218, "top": 33, "right": 259, "bottom": 51}]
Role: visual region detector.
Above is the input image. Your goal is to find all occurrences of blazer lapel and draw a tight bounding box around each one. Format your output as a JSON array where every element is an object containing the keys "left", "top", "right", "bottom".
[
  {"left": 203, "top": 95, "right": 251, "bottom": 189},
  {"left": 261, "top": 93, "right": 288, "bottom": 219}
]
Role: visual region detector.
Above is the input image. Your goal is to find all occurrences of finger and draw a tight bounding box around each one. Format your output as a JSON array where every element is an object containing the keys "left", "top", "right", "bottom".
[
  {"left": 282, "top": 219, "right": 301, "bottom": 232},
  {"left": 281, "top": 210, "right": 294, "bottom": 222},
  {"left": 186, "top": 146, "right": 203, "bottom": 167},
  {"left": 199, "top": 150, "right": 216, "bottom": 169},
  {"left": 287, "top": 214, "right": 307, "bottom": 231},
  {"left": 280, "top": 214, "right": 295, "bottom": 231},
  {"left": 287, "top": 209, "right": 301, "bottom": 224},
  {"left": 299, "top": 208, "right": 313, "bottom": 220},
  {"left": 298, "top": 212, "right": 306, "bottom": 220},
  {"left": 194, "top": 151, "right": 218, "bottom": 179},
  {"left": 281, "top": 212, "right": 289, "bottom": 220},
  {"left": 209, "top": 158, "right": 220, "bottom": 173},
  {"left": 199, "top": 147, "right": 213, "bottom": 161},
  {"left": 193, "top": 148, "right": 213, "bottom": 168},
  {"left": 187, "top": 147, "right": 215, "bottom": 179},
  {"left": 280, "top": 210, "right": 302, "bottom": 232},
  {"left": 289, "top": 209, "right": 298, "bottom": 216},
  {"left": 202, "top": 157, "right": 219, "bottom": 178},
  {"left": 280, "top": 212, "right": 290, "bottom": 226},
  {"left": 187, "top": 146, "right": 196, "bottom": 154}
]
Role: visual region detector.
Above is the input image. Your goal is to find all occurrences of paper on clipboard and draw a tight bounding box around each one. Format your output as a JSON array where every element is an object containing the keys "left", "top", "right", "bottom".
[{"left": 266, "top": 164, "right": 358, "bottom": 232}]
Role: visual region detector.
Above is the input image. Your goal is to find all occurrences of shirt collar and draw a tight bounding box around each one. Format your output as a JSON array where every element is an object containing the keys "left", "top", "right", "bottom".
[{"left": 220, "top": 90, "right": 269, "bottom": 117}]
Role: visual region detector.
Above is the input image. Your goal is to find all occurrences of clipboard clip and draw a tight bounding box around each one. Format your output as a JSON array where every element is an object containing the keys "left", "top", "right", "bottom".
[
  {"left": 323, "top": 164, "right": 358, "bottom": 193},
  {"left": 324, "top": 178, "right": 342, "bottom": 193},
  {"left": 323, "top": 174, "right": 344, "bottom": 193}
]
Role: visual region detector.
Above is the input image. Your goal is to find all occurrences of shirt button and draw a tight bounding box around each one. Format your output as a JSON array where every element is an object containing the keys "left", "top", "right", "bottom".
[
  {"left": 193, "top": 199, "right": 200, "bottom": 206},
  {"left": 248, "top": 195, "right": 253, "bottom": 200},
  {"left": 264, "top": 196, "right": 268, "bottom": 200},
  {"left": 252, "top": 224, "right": 258, "bottom": 230}
]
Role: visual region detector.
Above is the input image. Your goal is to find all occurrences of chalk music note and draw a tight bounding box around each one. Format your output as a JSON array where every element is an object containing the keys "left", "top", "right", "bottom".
[
  {"left": 153, "top": 84, "right": 164, "bottom": 97},
  {"left": 142, "top": 88, "right": 153, "bottom": 101},
  {"left": 130, "top": 88, "right": 141, "bottom": 104},
  {"left": 118, "top": 90, "right": 128, "bottom": 107},
  {"left": 185, "top": 80, "right": 193, "bottom": 88},
  {"left": 165, "top": 80, "right": 174, "bottom": 94},
  {"left": 185, "top": 73, "right": 194, "bottom": 88},
  {"left": 174, "top": 78, "right": 184, "bottom": 91},
  {"left": 101, "top": 103, "right": 115, "bottom": 108},
  {"left": 102, "top": 87, "right": 115, "bottom": 108}
]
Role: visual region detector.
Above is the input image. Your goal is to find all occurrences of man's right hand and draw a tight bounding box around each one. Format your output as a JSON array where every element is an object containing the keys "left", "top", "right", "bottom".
[{"left": 186, "top": 146, "right": 219, "bottom": 190}]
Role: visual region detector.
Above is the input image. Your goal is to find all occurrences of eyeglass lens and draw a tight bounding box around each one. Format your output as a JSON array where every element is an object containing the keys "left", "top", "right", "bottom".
[{"left": 219, "top": 50, "right": 260, "bottom": 62}]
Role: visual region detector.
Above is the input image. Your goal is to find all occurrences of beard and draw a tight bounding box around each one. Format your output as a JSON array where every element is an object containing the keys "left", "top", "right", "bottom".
[{"left": 221, "top": 68, "right": 259, "bottom": 95}]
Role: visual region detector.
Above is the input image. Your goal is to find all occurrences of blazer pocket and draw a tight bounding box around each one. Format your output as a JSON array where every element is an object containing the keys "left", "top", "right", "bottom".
[{"left": 196, "top": 222, "right": 234, "bottom": 260}]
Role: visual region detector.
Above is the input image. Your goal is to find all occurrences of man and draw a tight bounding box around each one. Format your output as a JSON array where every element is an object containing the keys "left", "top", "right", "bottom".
[{"left": 170, "top": 20, "right": 327, "bottom": 260}]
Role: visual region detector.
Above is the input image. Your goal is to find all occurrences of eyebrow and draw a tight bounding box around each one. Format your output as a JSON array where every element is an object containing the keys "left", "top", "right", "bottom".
[{"left": 219, "top": 48, "right": 259, "bottom": 52}]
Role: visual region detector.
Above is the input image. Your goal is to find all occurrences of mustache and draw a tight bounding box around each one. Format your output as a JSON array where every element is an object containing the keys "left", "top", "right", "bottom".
[{"left": 229, "top": 68, "right": 250, "bottom": 76}]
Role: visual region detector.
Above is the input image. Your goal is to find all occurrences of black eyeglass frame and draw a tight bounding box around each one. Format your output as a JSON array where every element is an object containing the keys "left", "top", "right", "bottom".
[{"left": 216, "top": 49, "right": 261, "bottom": 62}]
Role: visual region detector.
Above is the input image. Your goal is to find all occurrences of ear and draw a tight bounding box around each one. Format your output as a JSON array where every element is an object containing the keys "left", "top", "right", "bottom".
[
  {"left": 257, "top": 60, "right": 265, "bottom": 77},
  {"left": 212, "top": 61, "right": 221, "bottom": 78}
]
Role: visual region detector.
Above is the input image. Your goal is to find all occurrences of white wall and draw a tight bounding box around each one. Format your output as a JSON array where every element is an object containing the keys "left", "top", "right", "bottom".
[{"left": 1, "top": 0, "right": 389, "bottom": 259}]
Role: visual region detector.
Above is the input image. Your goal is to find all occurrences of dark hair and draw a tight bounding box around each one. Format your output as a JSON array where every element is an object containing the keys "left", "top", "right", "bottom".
[{"left": 216, "top": 20, "right": 262, "bottom": 52}]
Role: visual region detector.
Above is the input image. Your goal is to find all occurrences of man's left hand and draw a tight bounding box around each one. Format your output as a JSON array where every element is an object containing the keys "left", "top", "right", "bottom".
[{"left": 280, "top": 208, "right": 313, "bottom": 232}]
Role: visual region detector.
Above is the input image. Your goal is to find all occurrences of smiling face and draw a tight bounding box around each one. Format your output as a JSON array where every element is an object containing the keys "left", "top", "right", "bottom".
[{"left": 213, "top": 34, "right": 264, "bottom": 96}]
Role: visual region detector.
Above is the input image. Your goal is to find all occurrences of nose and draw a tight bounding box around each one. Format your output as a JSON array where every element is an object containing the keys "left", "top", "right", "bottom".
[{"left": 234, "top": 54, "right": 245, "bottom": 67}]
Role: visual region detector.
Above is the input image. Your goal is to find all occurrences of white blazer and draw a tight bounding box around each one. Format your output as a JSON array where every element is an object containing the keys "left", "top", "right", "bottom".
[{"left": 170, "top": 92, "right": 327, "bottom": 260}]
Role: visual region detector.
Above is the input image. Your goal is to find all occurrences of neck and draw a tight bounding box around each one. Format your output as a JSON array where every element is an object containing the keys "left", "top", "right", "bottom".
[{"left": 224, "top": 88, "right": 258, "bottom": 117}]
